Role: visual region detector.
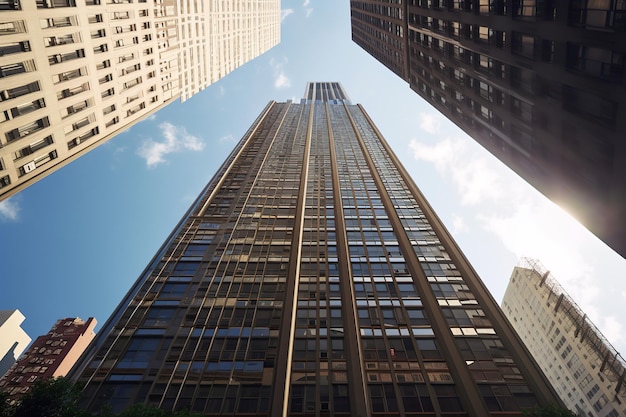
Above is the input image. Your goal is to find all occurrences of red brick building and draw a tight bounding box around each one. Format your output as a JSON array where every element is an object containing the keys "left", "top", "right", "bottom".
[{"left": 0, "top": 317, "right": 96, "bottom": 402}]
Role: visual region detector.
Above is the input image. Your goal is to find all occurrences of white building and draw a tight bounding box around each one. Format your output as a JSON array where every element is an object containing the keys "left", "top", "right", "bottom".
[
  {"left": 0, "top": 0, "right": 280, "bottom": 200},
  {"left": 0, "top": 310, "right": 31, "bottom": 377},
  {"left": 502, "top": 259, "right": 626, "bottom": 417}
]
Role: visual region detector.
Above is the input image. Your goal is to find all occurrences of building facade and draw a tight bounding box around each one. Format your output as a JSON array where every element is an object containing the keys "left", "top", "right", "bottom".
[
  {"left": 0, "top": 0, "right": 280, "bottom": 200},
  {"left": 0, "top": 310, "right": 31, "bottom": 378},
  {"left": 350, "top": 0, "right": 626, "bottom": 258},
  {"left": 69, "top": 83, "right": 560, "bottom": 417},
  {"left": 0, "top": 317, "right": 96, "bottom": 402},
  {"left": 502, "top": 259, "right": 626, "bottom": 417}
]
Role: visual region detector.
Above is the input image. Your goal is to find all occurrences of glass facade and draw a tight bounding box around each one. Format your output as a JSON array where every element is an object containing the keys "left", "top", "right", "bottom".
[
  {"left": 71, "top": 83, "right": 560, "bottom": 416},
  {"left": 350, "top": 0, "right": 626, "bottom": 259}
]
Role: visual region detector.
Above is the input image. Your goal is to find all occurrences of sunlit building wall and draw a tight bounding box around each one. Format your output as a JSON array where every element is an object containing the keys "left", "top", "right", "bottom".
[
  {"left": 350, "top": 0, "right": 626, "bottom": 258},
  {"left": 0, "top": 310, "right": 31, "bottom": 378},
  {"left": 69, "top": 82, "right": 560, "bottom": 417},
  {"left": 502, "top": 259, "right": 626, "bottom": 417},
  {"left": 0, "top": 0, "right": 280, "bottom": 200}
]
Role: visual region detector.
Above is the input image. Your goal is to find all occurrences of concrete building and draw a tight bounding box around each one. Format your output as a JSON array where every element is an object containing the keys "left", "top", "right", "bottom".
[
  {"left": 0, "top": 317, "right": 96, "bottom": 402},
  {"left": 502, "top": 259, "right": 626, "bottom": 417},
  {"left": 0, "top": 0, "right": 280, "bottom": 200},
  {"left": 350, "top": 0, "right": 626, "bottom": 259},
  {"left": 69, "top": 82, "right": 560, "bottom": 417},
  {"left": 0, "top": 310, "right": 31, "bottom": 378}
]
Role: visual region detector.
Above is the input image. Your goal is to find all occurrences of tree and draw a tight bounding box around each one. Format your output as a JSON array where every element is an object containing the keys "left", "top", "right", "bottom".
[
  {"left": 522, "top": 403, "right": 578, "bottom": 417},
  {"left": 11, "top": 377, "right": 88, "bottom": 417},
  {"left": 1, "top": 378, "right": 199, "bottom": 417},
  {"left": 0, "top": 390, "right": 12, "bottom": 417}
]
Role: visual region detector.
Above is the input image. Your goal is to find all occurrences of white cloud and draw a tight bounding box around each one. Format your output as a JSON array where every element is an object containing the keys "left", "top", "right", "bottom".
[
  {"left": 219, "top": 134, "right": 236, "bottom": 143},
  {"left": 408, "top": 126, "right": 603, "bottom": 321},
  {"left": 281, "top": 8, "right": 294, "bottom": 22},
  {"left": 450, "top": 214, "right": 468, "bottom": 234},
  {"left": 270, "top": 57, "right": 291, "bottom": 89},
  {"left": 305, "top": 8, "right": 313, "bottom": 18},
  {"left": 0, "top": 198, "right": 19, "bottom": 221},
  {"left": 274, "top": 72, "right": 291, "bottom": 89},
  {"left": 218, "top": 85, "right": 225, "bottom": 97},
  {"left": 417, "top": 112, "right": 441, "bottom": 134},
  {"left": 409, "top": 137, "right": 514, "bottom": 206},
  {"left": 303, "top": 0, "right": 310, "bottom": 6},
  {"left": 595, "top": 315, "right": 625, "bottom": 350},
  {"left": 137, "top": 122, "right": 204, "bottom": 168}
]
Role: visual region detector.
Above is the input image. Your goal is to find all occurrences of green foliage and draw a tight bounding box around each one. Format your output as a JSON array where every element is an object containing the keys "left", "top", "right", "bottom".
[
  {"left": 0, "top": 391, "right": 12, "bottom": 417},
  {"left": 10, "top": 377, "right": 88, "bottom": 417},
  {"left": 1, "top": 379, "right": 199, "bottom": 417},
  {"left": 522, "top": 403, "right": 578, "bottom": 417}
]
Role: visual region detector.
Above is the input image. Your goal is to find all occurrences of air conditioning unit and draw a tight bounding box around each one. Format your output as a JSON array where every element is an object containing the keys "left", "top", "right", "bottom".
[{"left": 23, "top": 161, "right": 36, "bottom": 173}]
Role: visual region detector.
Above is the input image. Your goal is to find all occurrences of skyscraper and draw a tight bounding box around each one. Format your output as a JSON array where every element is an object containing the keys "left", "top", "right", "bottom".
[
  {"left": 69, "top": 83, "right": 560, "bottom": 416},
  {"left": 350, "top": 1, "right": 626, "bottom": 258},
  {"left": 502, "top": 259, "right": 626, "bottom": 417},
  {"left": 0, "top": 0, "right": 280, "bottom": 200},
  {"left": 0, "top": 317, "right": 96, "bottom": 403}
]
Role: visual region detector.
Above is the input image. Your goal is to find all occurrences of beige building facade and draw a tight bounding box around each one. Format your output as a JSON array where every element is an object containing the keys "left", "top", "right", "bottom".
[
  {"left": 502, "top": 259, "right": 626, "bottom": 417},
  {"left": 0, "top": 0, "right": 280, "bottom": 200}
]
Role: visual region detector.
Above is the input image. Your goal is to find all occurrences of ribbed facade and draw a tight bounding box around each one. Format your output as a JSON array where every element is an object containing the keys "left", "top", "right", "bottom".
[
  {"left": 69, "top": 83, "right": 560, "bottom": 417},
  {"left": 350, "top": 0, "right": 626, "bottom": 258},
  {"left": 502, "top": 259, "right": 626, "bottom": 417},
  {"left": 0, "top": 0, "right": 280, "bottom": 200}
]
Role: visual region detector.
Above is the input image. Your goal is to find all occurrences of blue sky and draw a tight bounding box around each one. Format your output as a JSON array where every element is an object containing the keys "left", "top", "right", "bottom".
[{"left": 2, "top": 1, "right": 626, "bottom": 356}]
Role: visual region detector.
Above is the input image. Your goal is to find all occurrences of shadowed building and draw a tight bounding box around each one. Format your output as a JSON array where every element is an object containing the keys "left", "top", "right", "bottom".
[
  {"left": 69, "top": 83, "right": 560, "bottom": 416},
  {"left": 0, "top": 317, "right": 96, "bottom": 402},
  {"left": 502, "top": 259, "right": 626, "bottom": 417},
  {"left": 0, "top": 0, "right": 280, "bottom": 200},
  {"left": 350, "top": 0, "right": 626, "bottom": 258}
]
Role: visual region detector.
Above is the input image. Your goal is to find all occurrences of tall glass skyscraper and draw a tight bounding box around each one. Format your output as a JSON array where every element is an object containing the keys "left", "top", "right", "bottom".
[{"left": 70, "top": 83, "right": 560, "bottom": 417}]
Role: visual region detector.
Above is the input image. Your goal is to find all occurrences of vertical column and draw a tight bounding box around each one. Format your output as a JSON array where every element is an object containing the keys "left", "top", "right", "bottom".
[
  {"left": 271, "top": 100, "right": 314, "bottom": 417},
  {"left": 326, "top": 102, "right": 370, "bottom": 417}
]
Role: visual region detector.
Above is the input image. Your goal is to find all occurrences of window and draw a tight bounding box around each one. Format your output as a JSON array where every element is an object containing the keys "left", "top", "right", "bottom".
[
  {"left": 116, "top": 338, "right": 160, "bottom": 368},
  {"left": 0, "top": 21, "right": 25, "bottom": 33},
  {"left": 512, "top": 32, "right": 536, "bottom": 58},
  {"left": 6, "top": 117, "right": 50, "bottom": 142},
  {"left": 11, "top": 98, "right": 45, "bottom": 118},
  {"left": 0, "top": 175, "right": 10, "bottom": 189},
  {"left": 53, "top": 68, "right": 85, "bottom": 84},
  {"left": 15, "top": 135, "right": 53, "bottom": 159},
  {"left": 143, "top": 308, "right": 175, "bottom": 327},
  {"left": 566, "top": 43, "right": 625, "bottom": 81},
  {"left": 514, "top": 0, "right": 540, "bottom": 18},
  {"left": 0, "top": 41, "right": 29, "bottom": 56},
  {"left": 569, "top": 0, "right": 626, "bottom": 30},
  {"left": 562, "top": 85, "right": 617, "bottom": 126},
  {"left": 511, "top": 97, "right": 533, "bottom": 122},
  {"left": 0, "top": 61, "right": 34, "bottom": 78},
  {"left": 159, "top": 282, "right": 188, "bottom": 298},
  {"left": 1, "top": 81, "right": 40, "bottom": 102}
]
